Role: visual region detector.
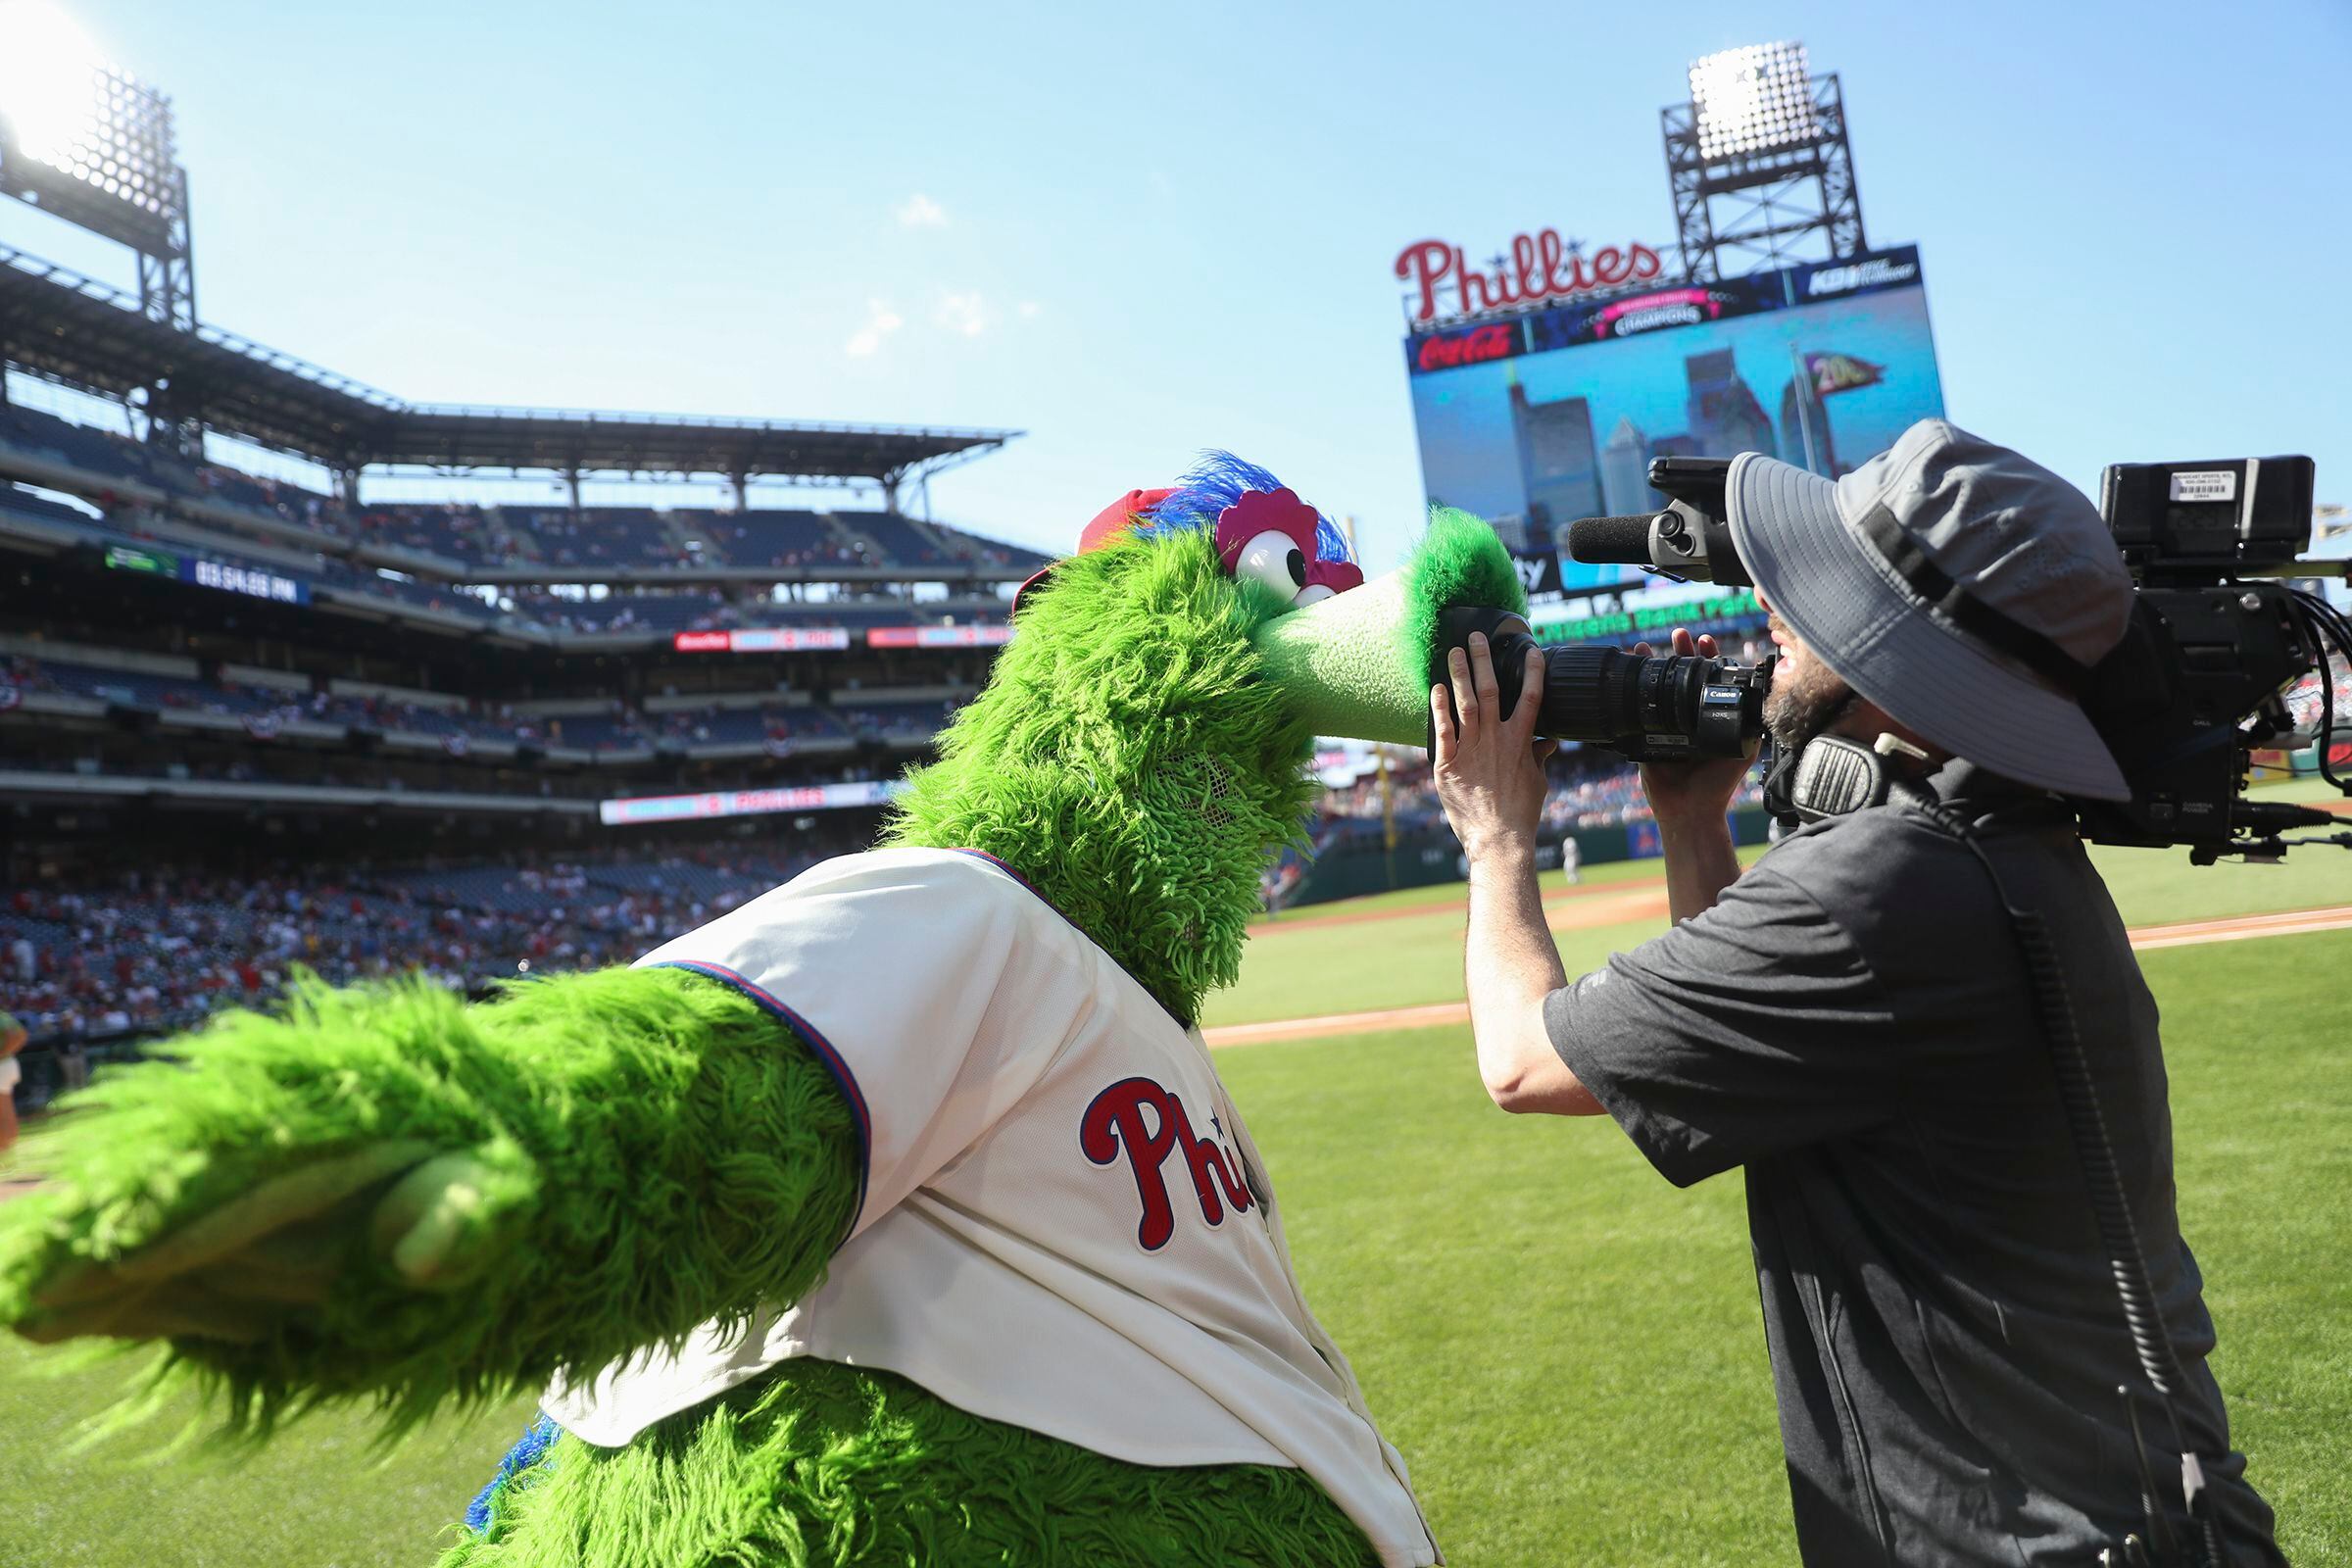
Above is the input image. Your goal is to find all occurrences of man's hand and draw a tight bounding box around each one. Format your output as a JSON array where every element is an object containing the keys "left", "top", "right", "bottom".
[
  {"left": 1632, "top": 628, "right": 1758, "bottom": 825},
  {"left": 1632, "top": 627, "right": 1757, "bottom": 923},
  {"left": 1430, "top": 633, "right": 1600, "bottom": 1117},
  {"left": 1430, "top": 631, "right": 1557, "bottom": 870}
]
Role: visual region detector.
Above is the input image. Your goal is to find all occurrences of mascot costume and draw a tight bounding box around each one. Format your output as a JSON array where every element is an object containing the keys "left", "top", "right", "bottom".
[{"left": 0, "top": 456, "right": 1525, "bottom": 1567}]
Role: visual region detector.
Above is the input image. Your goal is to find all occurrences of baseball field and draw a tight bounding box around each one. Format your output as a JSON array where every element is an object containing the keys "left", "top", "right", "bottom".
[{"left": 4, "top": 782, "right": 2348, "bottom": 1567}]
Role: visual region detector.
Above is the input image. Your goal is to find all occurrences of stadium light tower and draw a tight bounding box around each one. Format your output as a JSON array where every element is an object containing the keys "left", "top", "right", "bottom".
[
  {"left": 1661, "top": 40, "right": 1865, "bottom": 281},
  {"left": 0, "top": 1, "right": 197, "bottom": 330}
]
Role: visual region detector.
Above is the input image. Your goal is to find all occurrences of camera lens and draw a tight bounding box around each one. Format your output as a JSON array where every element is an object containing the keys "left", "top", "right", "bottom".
[{"left": 1429, "top": 607, "right": 1770, "bottom": 761}]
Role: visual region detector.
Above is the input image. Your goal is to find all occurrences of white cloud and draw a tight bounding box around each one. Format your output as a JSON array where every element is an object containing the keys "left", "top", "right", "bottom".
[
  {"left": 845, "top": 299, "right": 903, "bottom": 358},
  {"left": 1016, "top": 301, "right": 1042, "bottom": 319},
  {"left": 935, "top": 291, "right": 991, "bottom": 336},
  {"left": 895, "top": 193, "right": 948, "bottom": 228}
]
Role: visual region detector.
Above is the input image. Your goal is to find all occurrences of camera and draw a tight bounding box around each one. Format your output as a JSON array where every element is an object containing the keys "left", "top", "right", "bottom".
[
  {"left": 1540, "top": 452, "right": 2352, "bottom": 860},
  {"left": 1427, "top": 605, "right": 1773, "bottom": 764}
]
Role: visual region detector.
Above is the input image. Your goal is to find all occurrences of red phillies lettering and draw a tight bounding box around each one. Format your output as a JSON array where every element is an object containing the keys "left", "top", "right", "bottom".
[
  {"left": 1081, "top": 1076, "right": 1253, "bottom": 1251},
  {"left": 1398, "top": 230, "right": 1664, "bottom": 321},
  {"left": 1392, "top": 239, "right": 1456, "bottom": 325}
]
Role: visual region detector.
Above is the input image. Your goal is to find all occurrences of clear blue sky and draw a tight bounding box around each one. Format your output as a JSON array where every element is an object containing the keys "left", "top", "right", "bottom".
[{"left": 5, "top": 0, "right": 2348, "bottom": 574}]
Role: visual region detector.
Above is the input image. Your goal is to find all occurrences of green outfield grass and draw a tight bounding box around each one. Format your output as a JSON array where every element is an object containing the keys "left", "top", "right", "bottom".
[
  {"left": 3, "top": 865, "right": 2346, "bottom": 1566},
  {"left": 1208, "top": 822, "right": 2352, "bottom": 1027}
]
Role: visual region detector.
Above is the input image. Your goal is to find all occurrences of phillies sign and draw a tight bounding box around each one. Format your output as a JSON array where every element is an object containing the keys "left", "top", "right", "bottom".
[{"left": 1396, "top": 230, "right": 1664, "bottom": 325}]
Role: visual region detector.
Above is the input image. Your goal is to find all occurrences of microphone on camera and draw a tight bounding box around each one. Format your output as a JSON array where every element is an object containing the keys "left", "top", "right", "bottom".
[
  {"left": 1566, "top": 513, "right": 1660, "bottom": 564},
  {"left": 1566, "top": 500, "right": 1750, "bottom": 586}
]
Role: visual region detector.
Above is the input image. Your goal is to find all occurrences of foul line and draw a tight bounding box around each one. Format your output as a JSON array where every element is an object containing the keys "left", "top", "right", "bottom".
[{"left": 1202, "top": 904, "right": 2352, "bottom": 1050}]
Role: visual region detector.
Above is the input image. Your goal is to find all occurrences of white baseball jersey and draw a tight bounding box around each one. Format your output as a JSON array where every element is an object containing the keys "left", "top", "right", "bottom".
[{"left": 541, "top": 847, "right": 1439, "bottom": 1566}]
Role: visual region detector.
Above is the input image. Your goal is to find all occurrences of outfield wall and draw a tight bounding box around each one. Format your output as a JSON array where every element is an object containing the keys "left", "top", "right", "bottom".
[{"left": 1283, "top": 807, "right": 1775, "bottom": 907}]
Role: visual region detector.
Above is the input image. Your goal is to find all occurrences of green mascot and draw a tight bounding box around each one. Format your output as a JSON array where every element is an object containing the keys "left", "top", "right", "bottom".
[{"left": 0, "top": 455, "right": 1524, "bottom": 1567}]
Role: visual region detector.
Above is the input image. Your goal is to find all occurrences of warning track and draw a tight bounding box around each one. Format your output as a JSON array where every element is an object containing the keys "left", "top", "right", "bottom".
[{"left": 1203, "top": 904, "right": 2352, "bottom": 1049}]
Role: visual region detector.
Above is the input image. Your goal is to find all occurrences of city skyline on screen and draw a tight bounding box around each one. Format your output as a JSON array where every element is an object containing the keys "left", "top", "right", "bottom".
[{"left": 1407, "top": 275, "right": 1946, "bottom": 591}]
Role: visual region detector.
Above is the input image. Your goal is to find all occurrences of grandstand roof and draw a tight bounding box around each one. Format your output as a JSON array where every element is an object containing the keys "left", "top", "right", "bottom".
[
  {"left": 0, "top": 245, "right": 1018, "bottom": 480},
  {"left": 375, "top": 406, "right": 1009, "bottom": 480}
]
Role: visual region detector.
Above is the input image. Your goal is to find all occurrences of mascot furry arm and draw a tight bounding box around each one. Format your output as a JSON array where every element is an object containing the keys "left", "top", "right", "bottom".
[{"left": 1, "top": 458, "right": 1524, "bottom": 1568}]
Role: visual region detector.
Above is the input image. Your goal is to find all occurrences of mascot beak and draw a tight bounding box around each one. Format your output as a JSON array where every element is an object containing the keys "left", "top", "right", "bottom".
[{"left": 1250, "top": 509, "right": 1529, "bottom": 747}]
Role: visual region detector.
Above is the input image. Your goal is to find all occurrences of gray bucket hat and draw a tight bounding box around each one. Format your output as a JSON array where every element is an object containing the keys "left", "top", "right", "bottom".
[{"left": 1726, "top": 418, "right": 2135, "bottom": 801}]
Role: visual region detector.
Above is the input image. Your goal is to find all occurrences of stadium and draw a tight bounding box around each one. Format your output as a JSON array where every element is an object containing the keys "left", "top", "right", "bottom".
[{"left": 4, "top": 11, "right": 2350, "bottom": 1568}]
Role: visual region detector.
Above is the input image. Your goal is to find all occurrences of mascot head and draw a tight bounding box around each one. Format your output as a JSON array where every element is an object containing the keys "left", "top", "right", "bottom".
[{"left": 887, "top": 452, "right": 1525, "bottom": 1024}]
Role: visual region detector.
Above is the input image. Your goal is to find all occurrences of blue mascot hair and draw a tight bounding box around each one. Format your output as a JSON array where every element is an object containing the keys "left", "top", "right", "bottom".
[{"left": 1139, "top": 452, "right": 1356, "bottom": 567}]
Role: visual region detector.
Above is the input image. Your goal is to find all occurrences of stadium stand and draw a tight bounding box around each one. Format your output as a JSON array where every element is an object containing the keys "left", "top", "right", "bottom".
[
  {"left": 504, "top": 507, "right": 692, "bottom": 569},
  {"left": 0, "top": 213, "right": 1061, "bottom": 1067},
  {"left": 349, "top": 503, "right": 521, "bottom": 565},
  {"left": 842, "top": 512, "right": 951, "bottom": 566},
  {"left": 2, "top": 830, "right": 874, "bottom": 1061},
  {"left": 684, "top": 508, "right": 846, "bottom": 568}
]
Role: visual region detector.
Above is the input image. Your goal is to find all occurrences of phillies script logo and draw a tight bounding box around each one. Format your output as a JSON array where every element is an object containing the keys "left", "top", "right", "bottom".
[
  {"left": 1396, "top": 230, "right": 1663, "bottom": 324},
  {"left": 1415, "top": 322, "right": 1515, "bottom": 372},
  {"left": 1081, "top": 1076, "right": 1253, "bottom": 1250}
]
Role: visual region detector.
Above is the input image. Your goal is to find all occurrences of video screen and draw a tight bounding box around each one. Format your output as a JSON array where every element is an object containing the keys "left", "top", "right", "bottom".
[{"left": 1402, "top": 246, "right": 1947, "bottom": 592}]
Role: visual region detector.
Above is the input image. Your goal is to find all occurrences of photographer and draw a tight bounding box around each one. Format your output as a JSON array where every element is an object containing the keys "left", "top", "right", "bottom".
[{"left": 1432, "top": 422, "right": 2284, "bottom": 1564}]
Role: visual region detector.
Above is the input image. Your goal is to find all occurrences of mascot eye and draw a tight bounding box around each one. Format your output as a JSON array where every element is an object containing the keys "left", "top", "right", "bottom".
[{"left": 1233, "top": 529, "right": 1319, "bottom": 609}]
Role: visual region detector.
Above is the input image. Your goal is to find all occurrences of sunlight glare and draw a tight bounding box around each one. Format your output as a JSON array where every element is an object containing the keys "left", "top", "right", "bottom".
[{"left": 0, "top": 0, "right": 107, "bottom": 173}]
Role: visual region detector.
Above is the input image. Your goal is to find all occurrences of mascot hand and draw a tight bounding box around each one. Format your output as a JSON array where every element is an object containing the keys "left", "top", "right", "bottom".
[
  {"left": 6, "top": 1136, "right": 535, "bottom": 1348},
  {"left": 0, "top": 966, "right": 858, "bottom": 1436}
]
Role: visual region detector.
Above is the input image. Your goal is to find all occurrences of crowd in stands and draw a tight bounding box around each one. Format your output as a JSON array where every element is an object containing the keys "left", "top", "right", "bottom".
[
  {"left": 2, "top": 651, "right": 969, "bottom": 761},
  {"left": 4, "top": 742, "right": 1773, "bottom": 1056},
  {"left": 2, "top": 829, "right": 875, "bottom": 1054}
]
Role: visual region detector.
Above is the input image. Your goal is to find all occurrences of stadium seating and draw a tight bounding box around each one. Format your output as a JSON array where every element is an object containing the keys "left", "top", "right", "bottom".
[
  {"left": 509, "top": 507, "right": 688, "bottom": 568},
  {"left": 352, "top": 504, "right": 517, "bottom": 565},
  {"left": 0, "top": 405, "right": 152, "bottom": 484},
  {"left": 832, "top": 696, "right": 962, "bottom": 738},
  {"left": 931, "top": 520, "right": 1054, "bottom": 572},
  {"left": 516, "top": 590, "right": 735, "bottom": 633},
  {"left": 2, "top": 408, "right": 1057, "bottom": 597},
  {"left": 844, "top": 513, "right": 949, "bottom": 566},
  {"left": 1, "top": 835, "right": 886, "bottom": 1054},
  {"left": 35, "top": 660, "right": 237, "bottom": 712},
  {"left": 680, "top": 509, "right": 845, "bottom": 568}
]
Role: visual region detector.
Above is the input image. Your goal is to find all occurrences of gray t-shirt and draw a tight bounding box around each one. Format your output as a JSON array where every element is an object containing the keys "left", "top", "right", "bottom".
[{"left": 1545, "top": 764, "right": 2283, "bottom": 1566}]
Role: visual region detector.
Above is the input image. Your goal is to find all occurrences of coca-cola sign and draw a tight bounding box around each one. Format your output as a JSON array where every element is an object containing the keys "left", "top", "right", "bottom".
[
  {"left": 1396, "top": 231, "right": 1665, "bottom": 325},
  {"left": 1413, "top": 322, "right": 1518, "bottom": 372}
]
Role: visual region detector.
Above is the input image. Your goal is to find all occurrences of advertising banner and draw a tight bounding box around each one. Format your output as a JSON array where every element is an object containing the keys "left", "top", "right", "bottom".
[
  {"left": 1401, "top": 245, "right": 1943, "bottom": 594},
  {"left": 1529, "top": 589, "right": 1764, "bottom": 647},
  {"left": 670, "top": 628, "right": 854, "bottom": 653},
  {"left": 598, "top": 778, "right": 906, "bottom": 827},
  {"left": 865, "top": 624, "right": 1015, "bottom": 649}
]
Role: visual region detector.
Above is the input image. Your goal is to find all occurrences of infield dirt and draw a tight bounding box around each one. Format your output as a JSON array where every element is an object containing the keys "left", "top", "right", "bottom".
[{"left": 1203, "top": 903, "right": 2352, "bottom": 1048}]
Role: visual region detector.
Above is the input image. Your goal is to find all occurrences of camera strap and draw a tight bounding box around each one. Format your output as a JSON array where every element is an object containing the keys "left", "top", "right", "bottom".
[
  {"left": 1768, "top": 741, "right": 2230, "bottom": 1562},
  {"left": 1907, "top": 797, "right": 2229, "bottom": 1568}
]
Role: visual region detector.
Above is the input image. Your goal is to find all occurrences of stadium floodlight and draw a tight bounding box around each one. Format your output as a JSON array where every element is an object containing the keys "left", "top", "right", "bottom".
[
  {"left": 0, "top": 0, "right": 186, "bottom": 255},
  {"left": 1688, "top": 41, "right": 1821, "bottom": 160}
]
